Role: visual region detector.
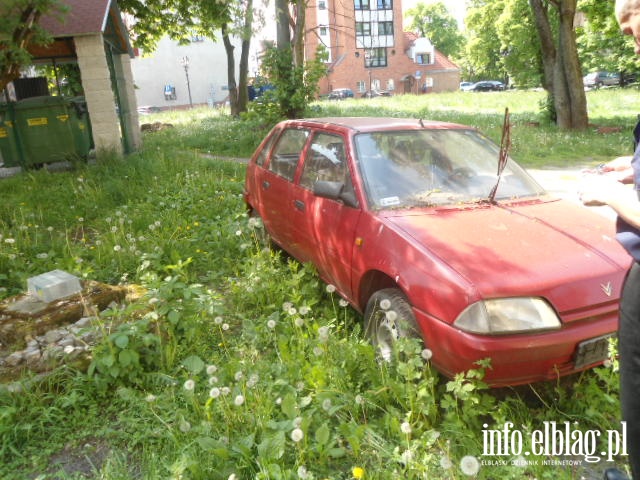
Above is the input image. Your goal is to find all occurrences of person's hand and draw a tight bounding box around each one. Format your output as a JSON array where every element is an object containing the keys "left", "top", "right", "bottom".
[
  {"left": 579, "top": 173, "right": 626, "bottom": 207},
  {"left": 582, "top": 156, "right": 634, "bottom": 183}
]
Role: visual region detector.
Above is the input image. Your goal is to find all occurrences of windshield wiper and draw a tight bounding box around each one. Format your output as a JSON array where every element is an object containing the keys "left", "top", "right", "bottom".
[{"left": 487, "top": 108, "right": 511, "bottom": 204}]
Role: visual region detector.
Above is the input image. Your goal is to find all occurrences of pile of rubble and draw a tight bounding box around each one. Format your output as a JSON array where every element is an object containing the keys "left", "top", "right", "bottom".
[{"left": 0, "top": 271, "right": 139, "bottom": 386}]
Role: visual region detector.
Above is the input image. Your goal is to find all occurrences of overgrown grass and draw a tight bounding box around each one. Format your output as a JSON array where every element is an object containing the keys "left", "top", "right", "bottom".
[{"left": 0, "top": 90, "right": 633, "bottom": 479}]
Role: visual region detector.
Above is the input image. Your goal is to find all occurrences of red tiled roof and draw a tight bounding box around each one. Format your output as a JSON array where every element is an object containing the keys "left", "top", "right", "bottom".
[
  {"left": 403, "top": 31, "right": 460, "bottom": 71},
  {"left": 39, "top": 0, "right": 112, "bottom": 37}
]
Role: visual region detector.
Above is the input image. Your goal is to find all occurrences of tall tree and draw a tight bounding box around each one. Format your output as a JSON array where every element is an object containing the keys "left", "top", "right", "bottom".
[
  {"left": 0, "top": 0, "right": 65, "bottom": 91},
  {"left": 495, "top": 0, "right": 543, "bottom": 88},
  {"left": 405, "top": 2, "right": 466, "bottom": 59},
  {"left": 463, "top": 0, "right": 507, "bottom": 81},
  {"left": 529, "top": 0, "right": 588, "bottom": 130}
]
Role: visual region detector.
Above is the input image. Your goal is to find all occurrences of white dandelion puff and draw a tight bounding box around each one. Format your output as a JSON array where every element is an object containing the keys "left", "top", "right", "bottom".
[{"left": 460, "top": 456, "right": 480, "bottom": 476}]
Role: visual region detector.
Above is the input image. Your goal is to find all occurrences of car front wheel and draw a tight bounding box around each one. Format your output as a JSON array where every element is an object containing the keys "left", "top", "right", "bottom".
[{"left": 364, "top": 288, "right": 422, "bottom": 361}]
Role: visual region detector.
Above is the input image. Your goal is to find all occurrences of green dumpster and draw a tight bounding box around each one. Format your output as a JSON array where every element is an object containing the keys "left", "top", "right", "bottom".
[
  {"left": 0, "top": 103, "right": 21, "bottom": 168},
  {"left": 10, "top": 95, "right": 92, "bottom": 167},
  {"left": 67, "top": 96, "right": 93, "bottom": 156}
]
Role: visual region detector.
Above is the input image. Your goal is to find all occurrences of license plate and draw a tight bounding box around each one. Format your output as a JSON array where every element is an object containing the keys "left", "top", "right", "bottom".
[{"left": 574, "top": 333, "right": 614, "bottom": 369}]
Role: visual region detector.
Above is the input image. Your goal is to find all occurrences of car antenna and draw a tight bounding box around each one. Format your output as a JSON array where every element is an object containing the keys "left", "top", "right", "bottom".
[{"left": 487, "top": 107, "right": 511, "bottom": 204}]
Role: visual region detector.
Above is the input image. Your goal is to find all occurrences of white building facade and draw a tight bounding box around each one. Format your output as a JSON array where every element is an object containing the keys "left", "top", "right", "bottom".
[{"left": 131, "top": 36, "right": 242, "bottom": 109}]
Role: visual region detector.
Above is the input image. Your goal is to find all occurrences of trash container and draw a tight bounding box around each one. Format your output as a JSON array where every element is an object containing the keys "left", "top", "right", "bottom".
[
  {"left": 0, "top": 103, "right": 22, "bottom": 167},
  {"left": 12, "top": 96, "right": 78, "bottom": 166},
  {"left": 67, "top": 96, "right": 93, "bottom": 156}
]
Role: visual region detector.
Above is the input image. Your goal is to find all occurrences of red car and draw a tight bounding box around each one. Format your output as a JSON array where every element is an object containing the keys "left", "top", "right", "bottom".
[{"left": 243, "top": 117, "right": 630, "bottom": 386}]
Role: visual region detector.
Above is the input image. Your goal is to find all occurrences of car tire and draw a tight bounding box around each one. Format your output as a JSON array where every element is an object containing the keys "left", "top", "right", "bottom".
[{"left": 364, "top": 288, "right": 422, "bottom": 362}]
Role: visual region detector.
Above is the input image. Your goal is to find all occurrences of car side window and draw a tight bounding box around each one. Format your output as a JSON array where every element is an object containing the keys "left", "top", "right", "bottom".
[
  {"left": 300, "top": 133, "right": 347, "bottom": 189},
  {"left": 255, "top": 128, "right": 279, "bottom": 167},
  {"left": 268, "top": 128, "right": 309, "bottom": 181}
]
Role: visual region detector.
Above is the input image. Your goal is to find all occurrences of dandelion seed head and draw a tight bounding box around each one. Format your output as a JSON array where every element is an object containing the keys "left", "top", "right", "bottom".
[
  {"left": 421, "top": 348, "right": 433, "bottom": 361},
  {"left": 179, "top": 420, "right": 191, "bottom": 432},
  {"left": 460, "top": 455, "right": 480, "bottom": 476},
  {"left": 222, "top": 323, "right": 229, "bottom": 331},
  {"left": 385, "top": 310, "right": 398, "bottom": 322},
  {"left": 322, "top": 398, "right": 332, "bottom": 411},
  {"left": 339, "top": 299, "right": 349, "bottom": 307},
  {"left": 208, "top": 376, "right": 218, "bottom": 385},
  {"left": 400, "top": 422, "right": 412, "bottom": 434},
  {"left": 380, "top": 299, "right": 391, "bottom": 310},
  {"left": 299, "top": 306, "right": 310, "bottom": 315},
  {"left": 290, "top": 428, "right": 304, "bottom": 442},
  {"left": 206, "top": 365, "right": 217, "bottom": 375},
  {"left": 294, "top": 317, "right": 304, "bottom": 327},
  {"left": 209, "top": 387, "right": 221, "bottom": 398},
  {"left": 234, "top": 394, "right": 245, "bottom": 406},
  {"left": 234, "top": 371, "right": 243, "bottom": 381},
  {"left": 183, "top": 379, "right": 195, "bottom": 391},
  {"left": 326, "top": 284, "right": 336, "bottom": 293},
  {"left": 440, "top": 456, "right": 452, "bottom": 469},
  {"left": 267, "top": 319, "right": 277, "bottom": 329},
  {"left": 145, "top": 394, "right": 157, "bottom": 402}
]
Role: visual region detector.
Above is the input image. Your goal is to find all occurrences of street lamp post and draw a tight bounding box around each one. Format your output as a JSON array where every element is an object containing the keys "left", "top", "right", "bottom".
[
  {"left": 180, "top": 56, "right": 193, "bottom": 108},
  {"left": 365, "top": 50, "right": 373, "bottom": 98}
]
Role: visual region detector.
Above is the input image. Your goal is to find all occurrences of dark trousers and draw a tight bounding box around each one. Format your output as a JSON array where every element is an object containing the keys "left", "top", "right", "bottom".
[{"left": 620, "top": 261, "right": 640, "bottom": 479}]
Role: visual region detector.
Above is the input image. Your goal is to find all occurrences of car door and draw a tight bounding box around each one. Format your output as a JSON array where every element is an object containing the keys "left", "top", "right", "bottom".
[
  {"left": 289, "top": 132, "right": 361, "bottom": 298},
  {"left": 258, "top": 127, "right": 310, "bottom": 247}
]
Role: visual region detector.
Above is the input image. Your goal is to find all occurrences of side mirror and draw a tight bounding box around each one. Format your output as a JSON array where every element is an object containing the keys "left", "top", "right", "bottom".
[{"left": 314, "top": 180, "right": 359, "bottom": 208}]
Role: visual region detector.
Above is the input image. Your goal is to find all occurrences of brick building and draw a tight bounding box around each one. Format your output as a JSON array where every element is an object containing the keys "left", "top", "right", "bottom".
[{"left": 304, "top": 0, "right": 460, "bottom": 96}]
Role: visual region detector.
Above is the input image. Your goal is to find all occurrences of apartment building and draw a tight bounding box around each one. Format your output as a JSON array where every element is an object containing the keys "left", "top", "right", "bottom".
[{"left": 304, "top": 0, "right": 460, "bottom": 96}]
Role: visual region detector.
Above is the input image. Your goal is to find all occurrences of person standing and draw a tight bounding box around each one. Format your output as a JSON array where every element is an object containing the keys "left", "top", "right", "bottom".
[{"left": 580, "top": 2, "right": 640, "bottom": 479}]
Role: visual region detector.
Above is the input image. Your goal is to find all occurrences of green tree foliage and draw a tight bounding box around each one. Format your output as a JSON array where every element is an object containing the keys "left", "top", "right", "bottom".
[
  {"left": 0, "top": 0, "right": 66, "bottom": 91},
  {"left": 462, "top": 0, "right": 507, "bottom": 81},
  {"left": 405, "top": 2, "right": 465, "bottom": 59},
  {"left": 577, "top": 0, "right": 636, "bottom": 79},
  {"left": 495, "top": 0, "right": 543, "bottom": 87},
  {"left": 259, "top": 45, "right": 327, "bottom": 119}
]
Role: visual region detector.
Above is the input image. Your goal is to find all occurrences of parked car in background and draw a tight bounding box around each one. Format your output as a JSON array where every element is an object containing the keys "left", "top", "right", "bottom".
[
  {"left": 328, "top": 88, "right": 355, "bottom": 100},
  {"left": 362, "top": 89, "right": 392, "bottom": 98},
  {"left": 470, "top": 81, "right": 505, "bottom": 92},
  {"left": 243, "top": 116, "right": 630, "bottom": 386},
  {"left": 583, "top": 71, "right": 620, "bottom": 88},
  {"left": 459, "top": 81, "right": 474, "bottom": 91}
]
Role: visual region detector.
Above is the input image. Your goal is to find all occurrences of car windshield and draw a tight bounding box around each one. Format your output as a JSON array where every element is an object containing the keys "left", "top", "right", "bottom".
[{"left": 354, "top": 129, "right": 545, "bottom": 209}]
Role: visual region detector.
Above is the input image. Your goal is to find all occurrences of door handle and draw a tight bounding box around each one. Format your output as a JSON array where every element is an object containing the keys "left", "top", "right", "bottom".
[
  {"left": 294, "top": 199, "right": 305, "bottom": 211},
  {"left": 262, "top": 180, "right": 270, "bottom": 189}
]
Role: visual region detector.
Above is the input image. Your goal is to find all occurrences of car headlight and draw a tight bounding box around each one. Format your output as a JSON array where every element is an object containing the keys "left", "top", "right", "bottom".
[{"left": 454, "top": 297, "right": 561, "bottom": 335}]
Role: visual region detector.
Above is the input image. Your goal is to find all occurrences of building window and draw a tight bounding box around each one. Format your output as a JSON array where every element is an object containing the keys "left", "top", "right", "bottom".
[
  {"left": 355, "top": 0, "right": 370, "bottom": 10},
  {"left": 365, "top": 48, "right": 387, "bottom": 67},
  {"left": 190, "top": 35, "right": 205, "bottom": 43},
  {"left": 320, "top": 26, "right": 328, "bottom": 36},
  {"left": 387, "top": 79, "right": 395, "bottom": 91},
  {"left": 318, "top": 0, "right": 326, "bottom": 9},
  {"left": 416, "top": 53, "right": 431, "bottom": 65},
  {"left": 357, "top": 80, "right": 366, "bottom": 93},
  {"left": 377, "top": 0, "right": 392, "bottom": 9},
  {"left": 356, "top": 22, "right": 371, "bottom": 36},
  {"left": 378, "top": 21, "right": 393, "bottom": 36}
]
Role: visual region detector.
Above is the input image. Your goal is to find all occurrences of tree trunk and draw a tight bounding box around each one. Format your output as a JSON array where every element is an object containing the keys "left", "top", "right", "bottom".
[
  {"left": 291, "top": 0, "right": 306, "bottom": 67},
  {"left": 222, "top": 23, "right": 240, "bottom": 117},
  {"left": 236, "top": 0, "right": 253, "bottom": 114},
  {"left": 529, "top": 0, "right": 588, "bottom": 130},
  {"left": 276, "top": 0, "right": 291, "bottom": 50}
]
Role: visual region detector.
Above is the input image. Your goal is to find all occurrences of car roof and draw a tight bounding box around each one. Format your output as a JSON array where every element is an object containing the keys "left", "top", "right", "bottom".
[{"left": 279, "top": 117, "right": 470, "bottom": 133}]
